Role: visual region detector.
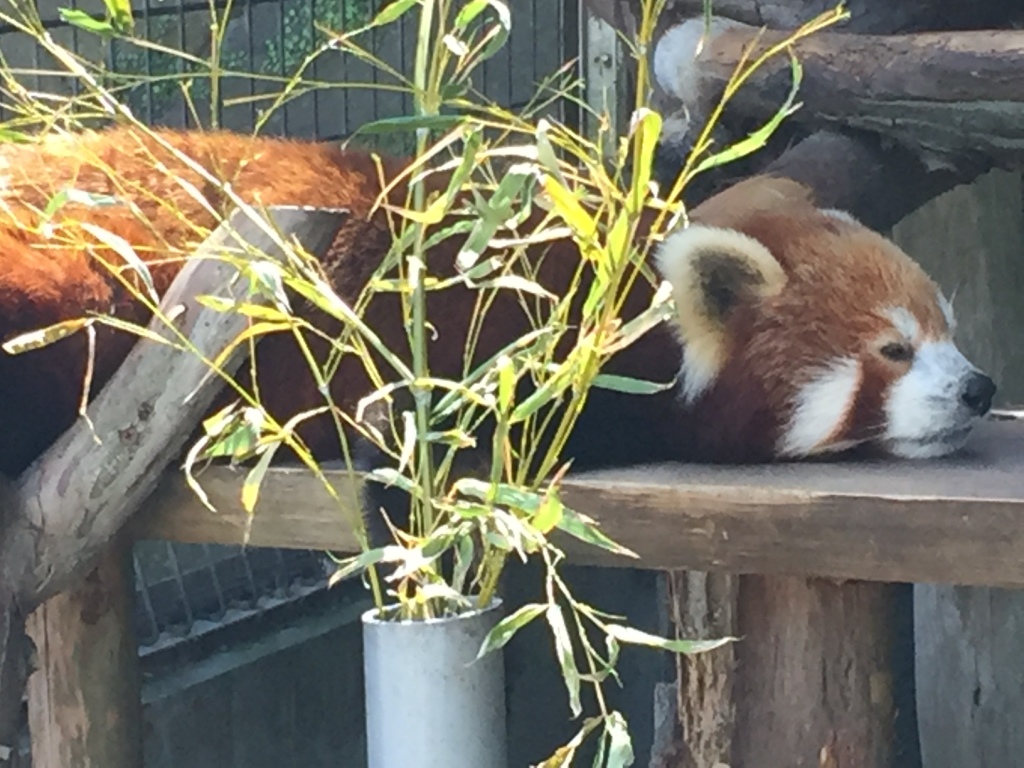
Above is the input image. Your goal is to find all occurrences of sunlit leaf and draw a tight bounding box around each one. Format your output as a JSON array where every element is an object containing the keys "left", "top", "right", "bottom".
[
  {"left": 592, "top": 374, "right": 674, "bottom": 396},
  {"left": 2, "top": 317, "right": 94, "bottom": 354},
  {"left": 556, "top": 508, "right": 637, "bottom": 559},
  {"left": 605, "top": 712, "right": 635, "bottom": 768},
  {"left": 532, "top": 488, "right": 563, "bottom": 534},
  {"left": 692, "top": 54, "right": 803, "bottom": 176},
  {"left": 80, "top": 222, "right": 159, "bottom": 304},
  {"left": 369, "top": 0, "right": 420, "bottom": 28},
  {"left": 604, "top": 624, "right": 736, "bottom": 655},
  {"left": 241, "top": 446, "right": 276, "bottom": 516},
  {"left": 102, "top": 0, "right": 133, "bottom": 33},
  {"left": 627, "top": 108, "right": 662, "bottom": 213},
  {"left": 477, "top": 602, "right": 545, "bottom": 658},
  {"left": 547, "top": 604, "right": 582, "bottom": 717},
  {"left": 58, "top": 8, "right": 115, "bottom": 35}
]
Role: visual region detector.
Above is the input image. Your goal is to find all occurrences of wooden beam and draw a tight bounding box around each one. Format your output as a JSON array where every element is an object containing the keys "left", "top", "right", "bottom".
[
  {"left": 25, "top": 538, "right": 141, "bottom": 768},
  {"left": 659, "top": 23, "right": 1024, "bottom": 166},
  {"left": 137, "top": 415, "right": 1024, "bottom": 588},
  {"left": 0, "top": 206, "right": 347, "bottom": 752}
]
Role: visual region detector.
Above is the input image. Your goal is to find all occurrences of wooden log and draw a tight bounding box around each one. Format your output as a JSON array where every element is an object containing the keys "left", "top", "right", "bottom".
[
  {"left": 655, "top": 21, "right": 1024, "bottom": 166},
  {"left": 0, "top": 205, "right": 348, "bottom": 751},
  {"left": 615, "top": 0, "right": 1024, "bottom": 34},
  {"left": 660, "top": 571, "right": 738, "bottom": 768},
  {"left": 25, "top": 538, "right": 141, "bottom": 768},
  {"left": 732, "top": 577, "right": 902, "bottom": 768}
]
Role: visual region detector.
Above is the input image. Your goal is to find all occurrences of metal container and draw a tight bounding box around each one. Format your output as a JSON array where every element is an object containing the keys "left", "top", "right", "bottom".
[{"left": 362, "top": 599, "right": 507, "bottom": 768}]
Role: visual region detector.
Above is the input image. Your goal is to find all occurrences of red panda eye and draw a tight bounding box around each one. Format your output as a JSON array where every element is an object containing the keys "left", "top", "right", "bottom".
[{"left": 880, "top": 342, "right": 914, "bottom": 362}]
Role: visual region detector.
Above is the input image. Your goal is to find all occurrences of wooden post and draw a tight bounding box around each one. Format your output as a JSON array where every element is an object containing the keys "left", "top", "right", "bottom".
[
  {"left": 892, "top": 169, "right": 1024, "bottom": 768},
  {"left": 26, "top": 537, "right": 141, "bottom": 768},
  {"left": 663, "top": 574, "right": 903, "bottom": 767},
  {"left": 0, "top": 206, "right": 348, "bottom": 752}
]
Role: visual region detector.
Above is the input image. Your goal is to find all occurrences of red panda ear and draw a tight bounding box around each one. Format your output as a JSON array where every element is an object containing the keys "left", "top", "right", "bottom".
[{"left": 655, "top": 224, "right": 786, "bottom": 381}]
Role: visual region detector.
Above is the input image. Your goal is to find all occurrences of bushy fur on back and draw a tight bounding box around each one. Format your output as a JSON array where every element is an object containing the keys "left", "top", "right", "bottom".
[
  {"left": 0, "top": 127, "right": 993, "bottom": 484},
  {"left": 0, "top": 128, "right": 674, "bottom": 476}
]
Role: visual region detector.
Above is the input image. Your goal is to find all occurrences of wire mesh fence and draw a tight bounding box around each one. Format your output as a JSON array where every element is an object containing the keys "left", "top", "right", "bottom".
[{"left": 0, "top": 0, "right": 582, "bottom": 651}]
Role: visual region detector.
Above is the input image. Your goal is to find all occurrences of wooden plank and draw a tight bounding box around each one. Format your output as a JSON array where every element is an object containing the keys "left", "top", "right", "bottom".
[
  {"left": 136, "top": 414, "right": 1024, "bottom": 588},
  {"left": 25, "top": 539, "right": 141, "bottom": 768}
]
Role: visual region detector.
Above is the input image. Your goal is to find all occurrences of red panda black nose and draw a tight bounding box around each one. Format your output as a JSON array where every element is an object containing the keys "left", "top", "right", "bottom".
[{"left": 961, "top": 372, "right": 996, "bottom": 415}]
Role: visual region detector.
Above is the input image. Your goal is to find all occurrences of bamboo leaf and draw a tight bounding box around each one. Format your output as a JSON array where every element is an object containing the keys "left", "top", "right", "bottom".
[
  {"left": 547, "top": 604, "right": 582, "bottom": 717},
  {"left": 79, "top": 222, "right": 159, "bottom": 304},
  {"left": 369, "top": 0, "right": 419, "bottom": 27},
  {"left": 241, "top": 446, "right": 276, "bottom": 516},
  {"left": 477, "top": 602, "right": 546, "bottom": 658},
  {"left": 2, "top": 317, "right": 94, "bottom": 354},
  {"left": 604, "top": 712, "right": 635, "bottom": 768},
  {"left": 592, "top": 374, "right": 674, "bottom": 396},
  {"left": 604, "top": 624, "right": 736, "bottom": 655},
  {"left": 556, "top": 508, "right": 637, "bottom": 559},
  {"left": 58, "top": 8, "right": 115, "bottom": 35}
]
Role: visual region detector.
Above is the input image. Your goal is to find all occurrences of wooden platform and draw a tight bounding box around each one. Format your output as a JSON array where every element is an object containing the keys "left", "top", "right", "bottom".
[{"left": 136, "top": 413, "right": 1024, "bottom": 588}]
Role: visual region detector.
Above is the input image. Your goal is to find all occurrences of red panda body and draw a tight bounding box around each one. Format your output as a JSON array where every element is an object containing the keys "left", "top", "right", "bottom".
[{"left": 0, "top": 128, "right": 995, "bottom": 493}]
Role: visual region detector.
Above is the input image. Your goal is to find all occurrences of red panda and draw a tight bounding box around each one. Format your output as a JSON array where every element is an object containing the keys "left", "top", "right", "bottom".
[{"left": 0, "top": 127, "right": 995, "bottom": 499}]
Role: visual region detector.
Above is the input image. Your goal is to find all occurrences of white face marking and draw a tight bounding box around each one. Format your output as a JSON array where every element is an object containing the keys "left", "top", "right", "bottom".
[
  {"left": 819, "top": 208, "right": 859, "bottom": 226},
  {"left": 938, "top": 291, "right": 957, "bottom": 333},
  {"left": 884, "top": 339, "right": 980, "bottom": 458},
  {"left": 778, "top": 357, "right": 861, "bottom": 457},
  {"left": 884, "top": 306, "right": 921, "bottom": 342}
]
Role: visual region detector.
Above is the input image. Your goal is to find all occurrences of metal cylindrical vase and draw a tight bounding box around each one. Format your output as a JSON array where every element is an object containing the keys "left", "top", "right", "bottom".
[{"left": 362, "top": 599, "right": 507, "bottom": 768}]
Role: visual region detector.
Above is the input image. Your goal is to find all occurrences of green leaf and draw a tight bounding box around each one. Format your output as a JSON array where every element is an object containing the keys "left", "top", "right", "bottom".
[
  {"left": 102, "top": 0, "right": 133, "bottom": 33},
  {"left": 0, "top": 128, "right": 31, "bottom": 144},
  {"left": 532, "top": 488, "right": 564, "bottom": 534},
  {"left": 547, "top": 604, "right": 582, "bottom": 717},
  {"left": 693, "top": 54, "right": 804, "bottom": 175},
  {"left": 58, "top": 8, "right": 115, "bottom": 35},
  {"left": 369, "top": 0, "right": 419, "bottom": 27},
  {"left": 592, "top": 374, "right": 674, "bottom": 396},
  {"left": 556, "top": 508, "right": 637, "bottom": 559},
  {"left": 477, "top": 602, "right": 546, "bottom": 658},
  {"left": 328, "top": 548, "right": 389, "bottom": 587},
  {"left": 604, "top": 624, "right": 736, "bottom": 655},
  {"left": 627, "top": 108, "right": 662, "bottom": 213},
  {"left": 453, "top": 0, "right": 490, "bottom": 30},
  {"left": 604, "top": 712, "right": 635, "bottom": 768},
  {"left": 353, "top": 114, "right": 462, "bottom": 136},
  {"left": 241, "top": 446, "right": 276, "bottom": 516}
]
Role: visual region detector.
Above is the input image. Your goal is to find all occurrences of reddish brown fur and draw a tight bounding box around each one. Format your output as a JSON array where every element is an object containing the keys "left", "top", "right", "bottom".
[
  {"left": 674, "top": 177, "right": 950, "bottom": 460},
  {"left": 0, "top": 127, "right": 949, "bottom": 478},
  {"left": 0, "top": 127, "right": 678, "bottom": 476}
]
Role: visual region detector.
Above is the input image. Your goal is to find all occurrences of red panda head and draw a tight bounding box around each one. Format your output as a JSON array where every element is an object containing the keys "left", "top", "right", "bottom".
[{"left": 655, "top": 176, "right": 995, "bottom": 462}]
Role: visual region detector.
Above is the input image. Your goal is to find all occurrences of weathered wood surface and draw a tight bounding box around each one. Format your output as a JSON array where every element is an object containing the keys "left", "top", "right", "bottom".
[
  {"left": 896, "top": 169, "right": 1024, "bottom": 768},
  {"left": 25, "top": 540, "right": 141, "bottom": 768},
  {"left": 139, "top": 413, "right": 1024, "bottom": 586},
  {"left": 659, "top": 22, "right": 1024, "bottom": 166},
  {"left": 0, "top": 206, "right": 348, "bottom": 762},
  {"left": 733, "top": 577, "right": 902, "bottom": 768},
  {"left": 585, "top": 0, "right": 1024, "bottom": 36}
]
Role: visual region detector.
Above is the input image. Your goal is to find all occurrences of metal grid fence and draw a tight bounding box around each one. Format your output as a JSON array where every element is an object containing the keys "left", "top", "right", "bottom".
[{"left": 0, "top": 0, "right": 581, "bottom": 652}]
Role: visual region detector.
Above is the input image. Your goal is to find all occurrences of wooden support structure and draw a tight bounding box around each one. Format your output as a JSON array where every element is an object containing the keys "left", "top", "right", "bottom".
[
  {"left": 130, "top": 413, "right": 1024, "bottom": 766},
  {"left": 0, "top": 206, "right": 349, "bottom": 767},
  {"left": 25, "top": 538, "right": 141, "bottom": 768}
]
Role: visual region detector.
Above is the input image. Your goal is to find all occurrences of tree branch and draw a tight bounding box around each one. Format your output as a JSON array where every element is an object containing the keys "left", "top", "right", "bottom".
[{"left": 0, "top": 206, "right": 347, "bottom": 752}]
